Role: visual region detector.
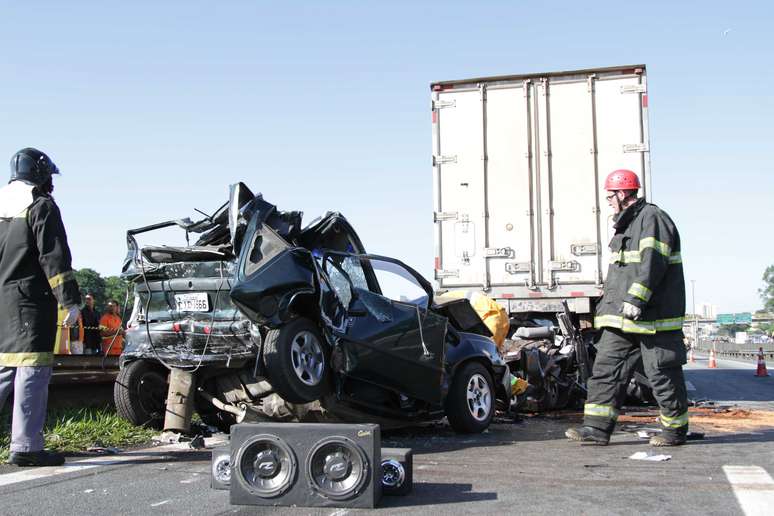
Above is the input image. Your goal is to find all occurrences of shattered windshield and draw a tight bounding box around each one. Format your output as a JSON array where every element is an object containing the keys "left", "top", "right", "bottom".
[{"left": 323, "top": 255, "right": 368, "bottom": 307}]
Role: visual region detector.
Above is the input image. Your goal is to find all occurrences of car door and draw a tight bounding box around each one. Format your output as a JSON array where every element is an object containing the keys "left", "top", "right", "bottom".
[{"left": 321, "top": 253, "right": 447, "bottom": 405}]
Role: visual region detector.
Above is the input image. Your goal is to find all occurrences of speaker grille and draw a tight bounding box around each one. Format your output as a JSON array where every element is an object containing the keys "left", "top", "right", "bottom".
[
  {"left": 234, "top": 434, "right": 297, "bottom": 498},
  {"left": 306, "top": 436, "right": 369, "bottom": 500}
]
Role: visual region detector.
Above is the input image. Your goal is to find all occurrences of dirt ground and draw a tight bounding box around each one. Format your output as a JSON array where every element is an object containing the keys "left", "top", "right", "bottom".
[{"left": 615, "top": 406, "right": 774, "bottom": 434}]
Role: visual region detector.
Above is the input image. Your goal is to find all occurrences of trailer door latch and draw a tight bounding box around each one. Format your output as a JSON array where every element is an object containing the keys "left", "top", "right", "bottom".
[
  {"left": 485, "top": 247, "right": 515, "bottom": 259},
  {"left": 505, "top": 262, "right": 531, "bottom": 274},
  {"left": 571, "top": 243, "right": 598, "bottom": 256},
  {"left": 433, "top": 155, "right": 458, "bottom": 166},
  {"left": 549, "top": 260, "right": 581, "bottom": 272},
  {"left": 433, "top": 211, "right": 459, "bottom": 222}
]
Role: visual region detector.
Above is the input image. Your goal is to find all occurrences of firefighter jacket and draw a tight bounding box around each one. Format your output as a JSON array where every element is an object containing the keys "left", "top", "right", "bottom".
[
  {"left": 0, "top": 181, "right": 81, "bottom": 366},
  {"left": 595, "top": 197, "right": 685, "bottom": 335}
]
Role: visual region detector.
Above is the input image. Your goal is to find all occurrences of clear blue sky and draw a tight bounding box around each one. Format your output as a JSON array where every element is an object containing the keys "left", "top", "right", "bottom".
[{"left": 2, "top": 1, "right": 771, "bottom": 313}]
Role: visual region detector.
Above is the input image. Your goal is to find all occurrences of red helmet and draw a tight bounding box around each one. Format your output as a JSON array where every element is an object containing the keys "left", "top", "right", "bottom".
[{"left": 604, "top": 169, "right": 641, "bottom": 191}]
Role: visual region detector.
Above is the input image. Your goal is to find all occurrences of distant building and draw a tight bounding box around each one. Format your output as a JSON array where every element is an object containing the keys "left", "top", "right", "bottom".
[{"left": 699, "top": 303, "right": 717, "bottom": 320}]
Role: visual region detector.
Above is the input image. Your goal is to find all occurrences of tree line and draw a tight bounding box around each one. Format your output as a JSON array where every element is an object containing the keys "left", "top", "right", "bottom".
[{"left": 73, "top": 268, "right": 131, "bottom": 314}]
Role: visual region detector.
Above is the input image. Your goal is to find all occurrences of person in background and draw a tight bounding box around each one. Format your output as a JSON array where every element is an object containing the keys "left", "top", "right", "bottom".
[
  {"left": 79, "top": 293, "right": 101, "bottom": 355},
  {"left": 99, "top": 299, "right": 124, "bottom": 356}
]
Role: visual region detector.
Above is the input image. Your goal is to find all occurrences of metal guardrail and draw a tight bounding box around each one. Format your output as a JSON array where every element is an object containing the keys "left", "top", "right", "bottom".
[
  {"left": 695, "top": 340, "right": 774, "bottom": 353},
  {"left": 694, "top": 340, "right": 774, "bottom": 361}
]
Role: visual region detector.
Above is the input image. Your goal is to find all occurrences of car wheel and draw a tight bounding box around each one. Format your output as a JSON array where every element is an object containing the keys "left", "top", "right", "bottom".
[
  {"left": 445, "top": 361, "right": 495, "bottom": 434},
  {"left": 114, "top": 359, "right": 168, "bottom": 430},
  {"left": 263, "top": 317, "right": 331, "bottom": 404}
]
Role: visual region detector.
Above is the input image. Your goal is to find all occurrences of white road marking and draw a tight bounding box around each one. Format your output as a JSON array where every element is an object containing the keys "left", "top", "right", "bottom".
[
  {"left": 685, "top": 380, "right": 696, "bottom": 391},
  {"left": 150, "top": 500, "right": 170, "bottom": 507},
  {"left": 0, "top": 435, "right": 228, "bottom": 488},
  {"left": 723, "top": 465, "right": 774, "bottom": 516}
]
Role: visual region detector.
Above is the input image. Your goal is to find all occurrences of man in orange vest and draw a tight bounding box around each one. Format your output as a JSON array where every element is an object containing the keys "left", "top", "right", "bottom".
[{"left": 99, "top": 299, "right": 124, "bottom": 356}]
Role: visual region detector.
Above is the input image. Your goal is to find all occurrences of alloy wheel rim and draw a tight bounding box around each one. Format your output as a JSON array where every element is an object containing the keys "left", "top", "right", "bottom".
[
  {"left": 290, "top": 330, "right": 324, "bottom": 386},
  {"left": 466, "top": 373, "right": 492, "bottom": 422}
]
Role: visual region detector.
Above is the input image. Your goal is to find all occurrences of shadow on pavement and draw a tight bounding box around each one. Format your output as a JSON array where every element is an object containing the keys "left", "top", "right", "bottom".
[{"left": 381, "top": 482, "right": 497, "bottom": 507}]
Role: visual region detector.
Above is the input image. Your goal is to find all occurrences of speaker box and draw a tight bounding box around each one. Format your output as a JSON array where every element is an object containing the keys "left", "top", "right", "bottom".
[
  {"left": 229, "top": 422, "right": 382, "bottom": 508},
  {"left": 381, "top": 447, "right": 413, "bottom": 496},
  {"left": 211, "top": 446, "right": 232, "bottom": 490}
]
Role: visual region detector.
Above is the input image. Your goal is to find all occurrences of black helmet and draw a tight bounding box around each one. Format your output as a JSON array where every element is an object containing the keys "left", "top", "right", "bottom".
[{"left": 10, "top": 147, "right": 60, "bottom": 186}]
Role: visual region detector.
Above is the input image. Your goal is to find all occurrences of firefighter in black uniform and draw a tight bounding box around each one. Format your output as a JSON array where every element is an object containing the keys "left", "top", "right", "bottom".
[
  {"left": 566, "top": 169, "right": 688, "bottom": 447},
  {"left": 0, "top": 148, "right": 81, "bottom": 466}
]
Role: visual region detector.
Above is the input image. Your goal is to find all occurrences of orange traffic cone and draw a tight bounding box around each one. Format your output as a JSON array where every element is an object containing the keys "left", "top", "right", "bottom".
[
  {"left": 755, "top": 348, "right": 769, "bottom": 377},
  {"left": 708, "top": 349, "right": 718, "bottom": 369}
]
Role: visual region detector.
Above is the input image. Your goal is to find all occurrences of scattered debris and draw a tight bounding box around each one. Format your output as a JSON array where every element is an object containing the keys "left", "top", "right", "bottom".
[
  {"left": 636, "top": 428, "right": 662, "bottom": 440},
  {"left": 629, "top": 451, "right": 672, "bottom": 462},
  {"left": 189, "top": 435, "right": 206, "bottom": 449},
  {"left": 86, "top": 446, "right": 120, "bottom": 455},
  {"left": 83, "top": 489, "right": 95, "bottom": 494}
]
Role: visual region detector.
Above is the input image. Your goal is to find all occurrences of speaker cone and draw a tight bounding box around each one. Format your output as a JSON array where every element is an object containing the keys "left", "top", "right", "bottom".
[
  {"left": 212, "top": 454, "right": 232, "bottom": 485},
  {"left": 235, "top": 434, "right": 297, "bottom": 498},
  {"left": 307, "top": 436, "right": 368, "bottom": 500},
  {"left": 381, "top": 459, "right": 405, "bottom": 488}
]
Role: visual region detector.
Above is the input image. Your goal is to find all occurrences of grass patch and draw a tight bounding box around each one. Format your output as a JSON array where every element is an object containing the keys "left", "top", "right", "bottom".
[{"left": 1, "top": 406, "right": 157, "bottom": 462}]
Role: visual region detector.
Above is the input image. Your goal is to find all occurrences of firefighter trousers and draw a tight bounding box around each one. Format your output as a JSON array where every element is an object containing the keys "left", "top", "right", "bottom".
[
  {"left": 0, "top": 366, "right": 52, "bottom": 452},
  {"left": 583, "top": 328, "right": 689, "bottom": 434}
]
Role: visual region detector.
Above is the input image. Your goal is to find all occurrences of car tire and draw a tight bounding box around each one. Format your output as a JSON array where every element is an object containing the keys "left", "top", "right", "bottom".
[
  {"left": 446, "top": 361, "right": 495, "bottom": 434},
  {"left": 114, "top": 359, "right": 168, "bottom": 430},
  {"left": 263, "top": 317, "right": 331, "bottom": 404}
]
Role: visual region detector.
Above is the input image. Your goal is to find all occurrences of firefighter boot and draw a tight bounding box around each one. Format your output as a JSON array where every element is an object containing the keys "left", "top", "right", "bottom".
[
  {"left": 565, "top": 426, "right": 610, "bottom": 445},
  {"left": 8, "top": 450, "right": 66, "bottom": 467},
  {"left": 650, "top": 428, "right": 687, "bottom": 447}
]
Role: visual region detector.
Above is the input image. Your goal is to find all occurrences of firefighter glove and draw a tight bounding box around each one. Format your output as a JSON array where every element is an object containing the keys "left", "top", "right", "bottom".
[
  {"left": 621, "top": 302, "right": 642, "bottom": 320},
  {"left": 63, "top": 305, "right": 80, "bottom": 327}
]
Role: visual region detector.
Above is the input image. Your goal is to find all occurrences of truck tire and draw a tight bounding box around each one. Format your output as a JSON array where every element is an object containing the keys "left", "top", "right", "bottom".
[
  {"left": 263, "top": 318, "right": 331, "bottom": 404},
  {"left": 446, "top": 361, "right": 495, "bottom": 434},
  {"left": 114, "top": 359, "right": 168, "bottom": 429}
]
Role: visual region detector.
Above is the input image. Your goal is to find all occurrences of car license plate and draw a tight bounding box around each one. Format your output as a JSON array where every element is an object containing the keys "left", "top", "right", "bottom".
[{"left": 175, "top": 292, "right": 209, "bottom": 312}]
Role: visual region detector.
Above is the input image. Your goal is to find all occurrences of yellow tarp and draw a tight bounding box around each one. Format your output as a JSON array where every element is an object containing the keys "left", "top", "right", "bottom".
[{"left": 436, "top": 291, "right": 510, "bottom": 351}]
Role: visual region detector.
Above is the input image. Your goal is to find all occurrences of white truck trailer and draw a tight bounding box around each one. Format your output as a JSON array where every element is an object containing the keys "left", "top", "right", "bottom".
[{"left": 431, "top": 65, "right": 650, "bottom": 319}]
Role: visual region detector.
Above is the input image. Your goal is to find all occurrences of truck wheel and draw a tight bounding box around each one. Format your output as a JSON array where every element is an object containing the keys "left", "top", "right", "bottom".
[
  {"left": 446, "top": 362, "right": 495, "bottom": 434},
  {"left": 114, "top": 360, "right": 167, "bottom": 429},
  {"left": 263, "top": 318, "right": 331, "bottom": 404}
]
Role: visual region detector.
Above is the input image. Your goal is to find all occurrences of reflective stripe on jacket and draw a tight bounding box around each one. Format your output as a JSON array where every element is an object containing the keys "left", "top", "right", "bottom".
[
  {"left": 0, "top": 182, "right": 81, "bottom": 366},
  {"left": 595, "top": 198, "right": 685, "bottom": 335}
]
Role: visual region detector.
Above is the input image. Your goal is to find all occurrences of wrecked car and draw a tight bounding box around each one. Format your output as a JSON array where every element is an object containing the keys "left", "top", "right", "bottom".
[{"left": 115, "top": 183, "right": 509, "bottom": 434}]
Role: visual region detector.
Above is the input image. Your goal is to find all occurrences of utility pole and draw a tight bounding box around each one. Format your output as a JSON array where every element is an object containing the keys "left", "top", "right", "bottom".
[{"left": 691, "top": 280, "right": 698, "bottom": 349}]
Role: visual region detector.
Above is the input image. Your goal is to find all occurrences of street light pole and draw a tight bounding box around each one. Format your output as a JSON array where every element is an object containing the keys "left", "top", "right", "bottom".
[{"left": 691, "top": 279, "right": 698, "bottom": 348}]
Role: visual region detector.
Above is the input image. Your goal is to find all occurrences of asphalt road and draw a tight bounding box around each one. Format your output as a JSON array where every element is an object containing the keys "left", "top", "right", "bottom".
[
  {"left": 685, "top": 353, "right": 774, "bottom": 409},
  {"left": 1, "top": 355, "right": 773, "bottom": 515}
]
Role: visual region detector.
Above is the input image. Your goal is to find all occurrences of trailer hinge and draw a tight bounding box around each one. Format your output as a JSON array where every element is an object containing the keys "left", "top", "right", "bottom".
[
  {"left": 505, "top": 262, "right": 531, "bottom": 274},
  {"left": 571, "top": 243, "right": 598, "bottom": 256},
  {"left": 622, "top": 143, "right": 649, "bottom": 153},
  {"left": 485, "top": 247, "right": 515, "bottom": 259},
  {"left": 432, "top": 99, "right": 456, "bottom": 110},
  {"left": 620, "top": 84, "right": 647, "bottom": 94},
  {"left": 435, "top": 269, "right": 459, "bottom": 279},
  {"left": 549, "top": 260, "right": 581, "bottom": 272},
  {"left": 433, "top": 211, "right": 459, "bottom": 223},
  {"left": 433, "top": 155, "right": 458, "bottom": 166}
]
